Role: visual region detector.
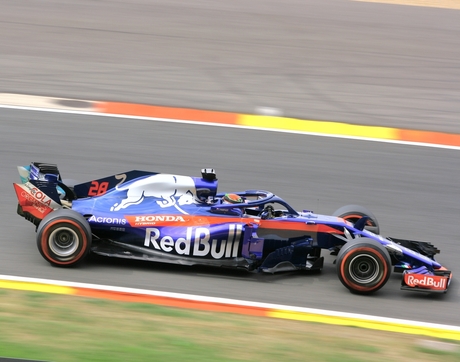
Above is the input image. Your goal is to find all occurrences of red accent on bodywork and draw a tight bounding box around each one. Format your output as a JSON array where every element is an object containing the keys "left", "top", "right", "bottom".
[
  {"left": 404, "top": 273, "right": 449, "bottom": 291},
  {"left": 125, "top": 214, "right": 261, "bottom": 228},
  {"left": 259, "top": 220, "right": 344, "bottom": 234},
  {"left": 125, "top": 215, "right": 343, "bottom": 234},
  {"left": 13, "top": 183, "right": 53, "bottom": 219}
]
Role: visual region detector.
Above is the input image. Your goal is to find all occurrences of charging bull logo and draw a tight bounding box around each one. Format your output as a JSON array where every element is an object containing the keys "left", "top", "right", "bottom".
[{"left": 111, "top": 174, "right": 197, "bottom": 213}]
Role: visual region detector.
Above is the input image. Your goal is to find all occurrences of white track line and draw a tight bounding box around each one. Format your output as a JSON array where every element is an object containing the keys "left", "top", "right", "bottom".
[
  {"left": 1, "top": 103, "right": 459, "bottom": 151},
  {"left": 1, "top": 274, "right": 460, "bottom": 331}
]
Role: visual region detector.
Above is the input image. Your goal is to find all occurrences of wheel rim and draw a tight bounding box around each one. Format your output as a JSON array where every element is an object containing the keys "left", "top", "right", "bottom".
[
  {"left": 348, "top": 254, "right": 380, "bottom": 284},
  {"left": 48, "top": 227, "right": 79, "bottom": 257}
]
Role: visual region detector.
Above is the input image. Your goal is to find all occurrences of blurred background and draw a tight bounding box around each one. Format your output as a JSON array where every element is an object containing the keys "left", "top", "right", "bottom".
[
  {"left": 2, "top": 1, "right": 460, "bottom": 353},
  {"left": 2, "top": 0, "right": 460, "bottom": 132}
]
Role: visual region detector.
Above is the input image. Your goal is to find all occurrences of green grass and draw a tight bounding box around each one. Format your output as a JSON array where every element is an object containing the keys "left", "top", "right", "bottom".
[{"left": 0, "top": 289, "right": 459, "bottom": 361}]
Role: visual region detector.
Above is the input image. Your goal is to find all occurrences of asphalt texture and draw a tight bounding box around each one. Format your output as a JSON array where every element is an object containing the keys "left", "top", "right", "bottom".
[
  {"left": 2, "top": 108, "right": 460, "bottom": 326},
  {"left": 1, "top": 0, "right": 460, "bottom": 132}
]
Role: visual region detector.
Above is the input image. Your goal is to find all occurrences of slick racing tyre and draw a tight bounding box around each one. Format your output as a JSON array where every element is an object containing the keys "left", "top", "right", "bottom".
[
  {"left": 332, "top": 205, "right": 380, "bottom": 234},
  {"left": 336, "top": 238, "right": 391, "bottom": 294},
  {"left": 36, "top": 209, "right": 92, "bottom": 267}
]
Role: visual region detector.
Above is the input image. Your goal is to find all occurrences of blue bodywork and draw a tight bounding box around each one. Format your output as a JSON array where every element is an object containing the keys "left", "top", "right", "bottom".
[{"left": 14, "top": 162, "right": 451, "bottom": 293}]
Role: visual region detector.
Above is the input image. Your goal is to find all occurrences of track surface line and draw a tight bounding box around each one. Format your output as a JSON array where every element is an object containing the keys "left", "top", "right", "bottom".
[
  {"left": 2, "top": 274, "right": 460, "bottom": 340},
  {"left": 1, "top": 93, "right": 460, "bottom": 149}
]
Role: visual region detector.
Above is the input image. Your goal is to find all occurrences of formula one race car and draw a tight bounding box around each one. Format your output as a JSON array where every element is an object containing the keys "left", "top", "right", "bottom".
[{"left": 13, "top": 162, "right": 452, "bottom": 295}]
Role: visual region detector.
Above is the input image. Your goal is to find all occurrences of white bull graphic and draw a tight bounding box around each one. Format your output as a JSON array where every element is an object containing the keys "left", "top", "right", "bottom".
[{"left": 111, "top": 174, "right": 197, "bottom": 212}]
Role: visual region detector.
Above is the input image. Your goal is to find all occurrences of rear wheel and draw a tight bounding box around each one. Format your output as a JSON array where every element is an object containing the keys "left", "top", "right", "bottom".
[
  {"left": 336, "top": 238, "right": 391, "bottom": 294},
  {"left": 332, "top": 205, "right": 380, "bottom": 234},
  {"left": 36, "top": 209, "right": 91, "bottom": 267}
]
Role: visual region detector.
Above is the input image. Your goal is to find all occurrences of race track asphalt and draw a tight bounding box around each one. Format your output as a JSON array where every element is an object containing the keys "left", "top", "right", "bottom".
[
  {"left": 1, "top": 0, "right": 460, "bottom": 132},
  {"left": 1, "top": 0, "right": 460, "bottom": 328},
  {"left": 1, "top": 108, "right": 459, "bottom": 326}
]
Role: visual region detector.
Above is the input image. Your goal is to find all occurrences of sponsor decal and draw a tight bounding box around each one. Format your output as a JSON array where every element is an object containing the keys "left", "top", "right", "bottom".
[
  {"left": 126, "top": 215, "right": 189, "bottom": 227},
  {"left": 144, "top": 224, "right": 242, "bottom": 259},
  {"left": 88, "top": 215, "right": 127, "bottom": 225},
  {"left": 110, "top": 174, "right": 197, "bottom": 212},
  {"left": 20, "top": 190, "right": 50, "bottom": 214},
  {"left": 404, "top": 273, "right": 447, "bottom": 290},
  {"left": 110, "top": 227, "right": 126, "bottom": 232},
  {"left": 15, "top": 183, "right": 57, "bottom": 215},
  {"left": 110, "top": 174, "right": 196, "bottom": 214},
  {"left": 88, "top": 181, "right": 109, "bottom": 196}
]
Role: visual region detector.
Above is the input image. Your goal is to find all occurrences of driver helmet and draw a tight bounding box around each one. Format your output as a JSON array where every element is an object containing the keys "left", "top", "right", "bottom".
[{"left": 222, "top": 193, "right": 243, "bottom": 204}]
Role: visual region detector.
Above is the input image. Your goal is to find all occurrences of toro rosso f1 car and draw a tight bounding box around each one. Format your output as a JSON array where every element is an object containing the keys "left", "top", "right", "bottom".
[{"left": 13, "top": 162, "right": 452, "bottom": 295}]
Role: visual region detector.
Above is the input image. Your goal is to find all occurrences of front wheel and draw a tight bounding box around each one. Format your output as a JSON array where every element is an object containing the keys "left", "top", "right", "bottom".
[
  {"left": 336, "top": 238, "right": 391, "bottom": 294},
  {"left": 332, "top": 205, "right": 380, "bottom": 234},
  {"left": 36, "top": 209, "right": 92, "bottom": 267}
]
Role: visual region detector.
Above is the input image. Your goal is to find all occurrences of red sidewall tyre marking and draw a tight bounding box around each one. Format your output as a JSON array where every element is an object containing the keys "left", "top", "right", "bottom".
[
  {"left": 40, "top": 219, "right": 88, "bottom": 265},
  {"left": 343, "top": 214, "right": 375, "bottom": 227},
  {"left": 339, "top": 246, "right": 389, "bottom": 293}
]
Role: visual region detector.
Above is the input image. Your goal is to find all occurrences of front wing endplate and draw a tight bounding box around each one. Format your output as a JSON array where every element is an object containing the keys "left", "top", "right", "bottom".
[{"left": 401, "top": 266, "right": 452, "bottom": 293}]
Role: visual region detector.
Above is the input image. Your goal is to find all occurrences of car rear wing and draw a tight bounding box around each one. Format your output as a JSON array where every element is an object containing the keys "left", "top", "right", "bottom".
[{"left": 13, "top": 162, "right": 63, "bottom": 225}]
